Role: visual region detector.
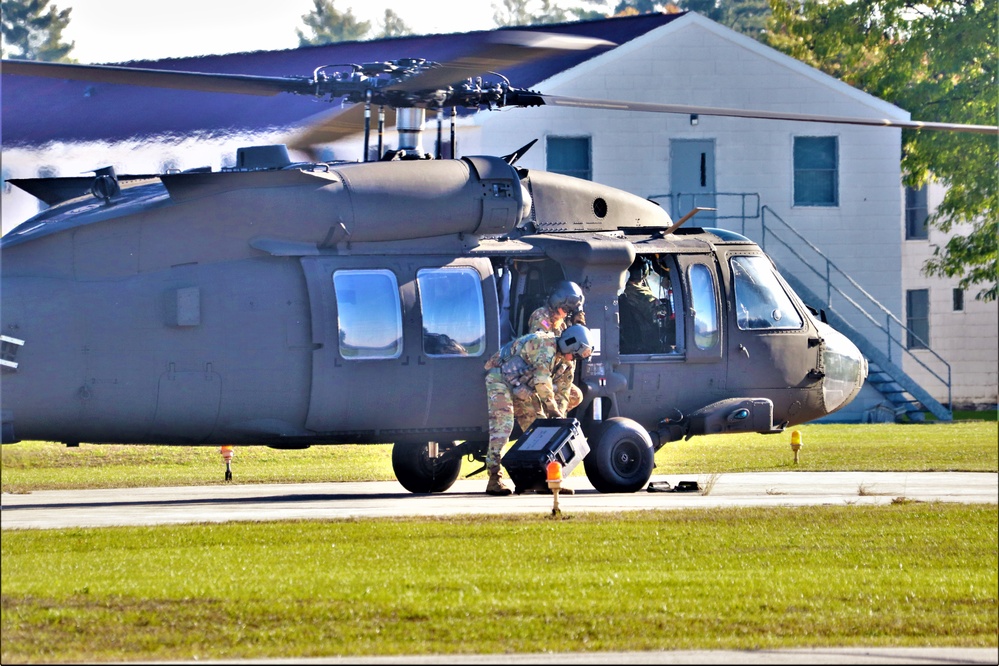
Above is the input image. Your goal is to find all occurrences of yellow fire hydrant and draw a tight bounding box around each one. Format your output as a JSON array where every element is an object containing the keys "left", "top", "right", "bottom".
[{"left": 790, "top": 430, "right": 802, "bottom": 464}]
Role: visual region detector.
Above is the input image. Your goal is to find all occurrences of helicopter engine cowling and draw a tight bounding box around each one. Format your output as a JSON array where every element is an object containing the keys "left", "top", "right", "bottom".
[
  {"left": 523, "top": 169, "right": 673, "bottom": 233},
  {"left": 323, "top": 155, "right": 531, "bottom": 243}
]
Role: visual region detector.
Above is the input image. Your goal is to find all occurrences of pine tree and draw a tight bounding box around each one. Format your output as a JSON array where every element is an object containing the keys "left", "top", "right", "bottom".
[
  {"left": 296, "top": 0, "right": 371, "bottom": 46},
  {"left": 375, "top": 9, "right": 412, "bottom": 39},
  {"left": 1, "top": 0, "right": 75, "bottom": 62}
]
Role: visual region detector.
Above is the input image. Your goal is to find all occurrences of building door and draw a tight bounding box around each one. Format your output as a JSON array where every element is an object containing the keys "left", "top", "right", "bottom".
[{"left": 670, "top": 139, "right": 716, "bottom": 224}]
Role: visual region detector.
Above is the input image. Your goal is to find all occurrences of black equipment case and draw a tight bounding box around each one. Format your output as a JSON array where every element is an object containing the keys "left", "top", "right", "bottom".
[{"left": 502, "top": 418, "right": 590, "bottom": 493}]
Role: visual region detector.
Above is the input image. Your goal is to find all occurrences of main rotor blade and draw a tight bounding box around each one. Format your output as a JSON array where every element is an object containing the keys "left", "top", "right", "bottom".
[
  {"left": 387, "top": 31, "right": 614, "bottom": 93},
  {"left": 1, "top": 59, "right": 315, "bottom": 96},
  {"left": 541, "top": 94, "right": 999, "bottom": 134},
  {"left": 287, "top": 104, "right": 398, "bottom": 152}
]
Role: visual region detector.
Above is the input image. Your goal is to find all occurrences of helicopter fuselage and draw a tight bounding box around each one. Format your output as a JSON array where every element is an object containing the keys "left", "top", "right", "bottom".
[{"left": 0, "top": 152, "right": 867, "bottom": 492}]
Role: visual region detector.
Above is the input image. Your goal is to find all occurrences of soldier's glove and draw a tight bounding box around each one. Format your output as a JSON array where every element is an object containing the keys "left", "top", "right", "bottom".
[
  {"left": 512, "top": 385, "right": 533, "bottom": 402},
  {"left": 571, "top": 310, "right": 586, "bottom": 326}
]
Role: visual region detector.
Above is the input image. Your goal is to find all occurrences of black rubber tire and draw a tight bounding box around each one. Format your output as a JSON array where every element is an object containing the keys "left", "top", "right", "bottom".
[
  {"left": 392, "top": 442, "right": 462, "bottom": 494},
  {"left": 583, "top": 417, "right": 655, "bottom": 493}
]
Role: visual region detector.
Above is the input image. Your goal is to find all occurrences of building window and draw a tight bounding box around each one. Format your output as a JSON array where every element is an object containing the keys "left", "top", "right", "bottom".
[
  {"left": 547, "top": 136, "right": 591, "bottom": 180},
  {"left": 906, "top": 289, "right": 930, "bottom": 349},
  {"left": 793, "top": 136, "right": 838, "bottom": 206},
  {"left": 953, "top": 288, "right": 964, "bottom": 312},
  {"left": 905, "top": 185, "right": 929, "bottom": 239},
  {"left": 333, "top": 269, "right": 403, "bottom": 360},
  {"left": 417, "top": 267, "right": 486, "bottom": 357}
]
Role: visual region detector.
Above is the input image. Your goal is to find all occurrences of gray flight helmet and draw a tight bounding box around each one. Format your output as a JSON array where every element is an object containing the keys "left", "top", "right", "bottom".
[
  {"left": 557, "top": 324, "right": 593, "bottom": 359},
  {"left": 548, "top": 280, "right": 584, "bottom": 314}
]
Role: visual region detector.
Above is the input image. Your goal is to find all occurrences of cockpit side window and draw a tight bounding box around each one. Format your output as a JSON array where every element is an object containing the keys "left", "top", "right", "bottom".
[
  {"left": 333, "top": 269, "right": 403, "bottom": 360},
  {"left": 619, "top": 254, "right": 681, "bottom": 355},
  {"left": 417, "top": 268, "right": 486, "bottom": 357},
  {"left": 730, "top": 255, "right": 804, "bottom": 331},
  {"left": 688, "top": 264, "right": 720, "bottom": 350}
]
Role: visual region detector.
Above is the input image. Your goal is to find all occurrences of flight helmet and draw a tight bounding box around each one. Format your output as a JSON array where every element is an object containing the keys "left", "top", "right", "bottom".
[
  {"left": 629, "top": 256, "right": 652, "bottom": 282},
  {"left": 557, "top": 324, "right": 593, "bottom": 360},
  {"left": 547, "top": 280, "right": 584, "bottom": 314}
]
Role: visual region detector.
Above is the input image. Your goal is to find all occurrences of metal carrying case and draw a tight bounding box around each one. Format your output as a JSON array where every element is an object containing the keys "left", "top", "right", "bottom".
[{"left": 501, "top": 418, "right": 590, "bottom": 493}]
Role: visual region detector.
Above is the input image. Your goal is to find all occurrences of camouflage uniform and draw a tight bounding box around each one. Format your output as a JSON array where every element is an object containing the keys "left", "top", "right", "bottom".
[
  {"left": 619, "top": 278, "right": 669, "bottom": 354},
  {"left": 482, "top": 332, "right": 562, "bottom": 494},
  {"left": 527, "top": 305, "right": 583, "bottom": 416}
]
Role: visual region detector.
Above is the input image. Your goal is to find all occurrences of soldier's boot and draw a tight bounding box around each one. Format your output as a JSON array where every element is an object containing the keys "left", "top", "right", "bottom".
[
  {"left": 540, "top": 486, "right": 575, "bottom": 495},
  {"left": 486, "top": 467, "right": 513, "bottom": 496}
]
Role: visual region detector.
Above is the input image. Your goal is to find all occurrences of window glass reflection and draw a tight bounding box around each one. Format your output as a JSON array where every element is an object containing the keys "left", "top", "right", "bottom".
[
  {"left": 418, "top": 268, "right": 485, "bottom": 357},
  {"left": 333, "top": 270, "right": 402, "bottom": 359},
  {"left": 731, "top": 256, "right": 803, "bottom": 331},
  {"left": 688, "top": 264, "right": 719, "bottom": 350}
]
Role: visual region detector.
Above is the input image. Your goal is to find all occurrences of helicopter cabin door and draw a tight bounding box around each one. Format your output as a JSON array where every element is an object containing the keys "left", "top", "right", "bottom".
[
  {"left": 670, "top": 139, "right": 716, "bottom": 224},
  {"left": 300, "top": 256, "right": 496, "bottom": 441}
]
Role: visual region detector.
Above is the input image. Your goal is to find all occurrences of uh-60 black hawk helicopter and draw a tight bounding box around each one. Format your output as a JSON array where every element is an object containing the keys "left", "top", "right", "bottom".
[{"left": 2, "top": 31, "right": 996, "bottom": 494}]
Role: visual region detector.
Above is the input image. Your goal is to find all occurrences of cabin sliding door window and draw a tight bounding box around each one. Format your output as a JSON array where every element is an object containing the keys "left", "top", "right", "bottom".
[
  {"left": 547, "top": 136, "right": 592, "bottom": 180},
  {"left": 793, "top": 136, "right": 838, "bottom": 207},
  {"left": 332, "top": 269, "right": 403, "bottom": 359},
  {"left": 417, "top": 267, "right": 486, "bottom": 357}
]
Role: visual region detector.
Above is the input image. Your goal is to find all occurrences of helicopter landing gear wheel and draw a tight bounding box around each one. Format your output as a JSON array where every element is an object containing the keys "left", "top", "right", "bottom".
[
  {"left": 583, "top": 417, "right": 654, "bottom": 493},
  {"left": 392, "top": 441, "right": 462, "bottom": 494}
]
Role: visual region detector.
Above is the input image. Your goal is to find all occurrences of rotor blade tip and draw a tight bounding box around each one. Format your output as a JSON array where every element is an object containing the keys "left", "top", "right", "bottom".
[{"left": 489, "top": 31, "right": 615, "bottom": 51}]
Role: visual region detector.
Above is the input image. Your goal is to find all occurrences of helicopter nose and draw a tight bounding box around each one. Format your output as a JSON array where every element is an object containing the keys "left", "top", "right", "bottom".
[{"left": 814, "top": 320, "right": 867, "bottom": 414}]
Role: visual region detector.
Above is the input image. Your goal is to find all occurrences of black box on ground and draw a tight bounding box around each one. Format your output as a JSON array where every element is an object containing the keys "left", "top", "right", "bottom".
[{"left": 502, "top": 418, "right": 590, "bottom": 493}]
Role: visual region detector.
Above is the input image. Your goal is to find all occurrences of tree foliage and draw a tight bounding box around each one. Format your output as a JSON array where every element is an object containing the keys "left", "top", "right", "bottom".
[
  {"left": 493, "top": 0, "right": 608, "bottom": 26},
  {"left": 296, "top": 0, "right": 371, "bottom": 45},
  {"left": 1, "top": 0, "right": 74, "bottom": 61},
  {"left": 612, "top": 0, "right": 770, "bottom": 37},
  {"left": 677, "top": 0, "right": 771, "bottom": 38},
  {"left": 375, "top": 9, "right": 412, "bottom": 39},
  {"left": 767, "top": 0, "right": 997, "bottom": 301}
]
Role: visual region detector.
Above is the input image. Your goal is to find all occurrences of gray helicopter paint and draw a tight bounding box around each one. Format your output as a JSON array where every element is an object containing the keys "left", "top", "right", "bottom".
[{"left": 0, "top": 153, "right": 865, "bottom": 503}]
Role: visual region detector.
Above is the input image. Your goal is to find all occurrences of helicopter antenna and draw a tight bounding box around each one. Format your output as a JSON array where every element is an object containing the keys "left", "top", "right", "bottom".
[
  {"left": 664, "top": 207, "right": 716, "bottom": 235},
  {"left": 501, "top": 139, "right": 538, "bottom": 166}
]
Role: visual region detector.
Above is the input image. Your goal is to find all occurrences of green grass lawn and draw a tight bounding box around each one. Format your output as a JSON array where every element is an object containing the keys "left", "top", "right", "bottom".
[
  {"left": 2, "top": 504, "right": 996, "bottom": 662},
  {"left": 3, "top": 421, "right": 996, "bottom": 662},
  {"left": 2, "top": 421, "right": 997, "bottom": 492}
]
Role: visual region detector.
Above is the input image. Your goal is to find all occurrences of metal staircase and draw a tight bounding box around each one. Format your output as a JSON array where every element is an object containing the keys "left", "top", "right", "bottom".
[{"left": 650, "top": 192, "right": 952, "bottom": 422}]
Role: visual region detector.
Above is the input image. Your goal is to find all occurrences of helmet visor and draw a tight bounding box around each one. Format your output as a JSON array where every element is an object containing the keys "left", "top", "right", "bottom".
[{"left": 563, "top": 294, "right": 584, "bottom": 311}]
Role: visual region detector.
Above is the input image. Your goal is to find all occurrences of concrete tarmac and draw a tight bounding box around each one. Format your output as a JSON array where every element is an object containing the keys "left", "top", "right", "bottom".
[{"left": 2, "top": 471, "right": 996, "bottom": 530}]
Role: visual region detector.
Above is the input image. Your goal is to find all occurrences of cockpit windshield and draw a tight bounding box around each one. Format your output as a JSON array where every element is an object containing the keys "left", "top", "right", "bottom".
[{"left": 730, "top": 255, "right": 803, "bottom": 330}]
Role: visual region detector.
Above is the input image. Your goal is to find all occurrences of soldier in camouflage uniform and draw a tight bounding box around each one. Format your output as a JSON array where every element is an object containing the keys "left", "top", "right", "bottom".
[
  {"left": 482, "top": 325, "right": 593, "bottom": 496},
  {"left": 527, "top": 281, "right": 586, "bottom": 422},
  {"left": 619, "top": 257, "right": 671, "bottom": 354}
]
